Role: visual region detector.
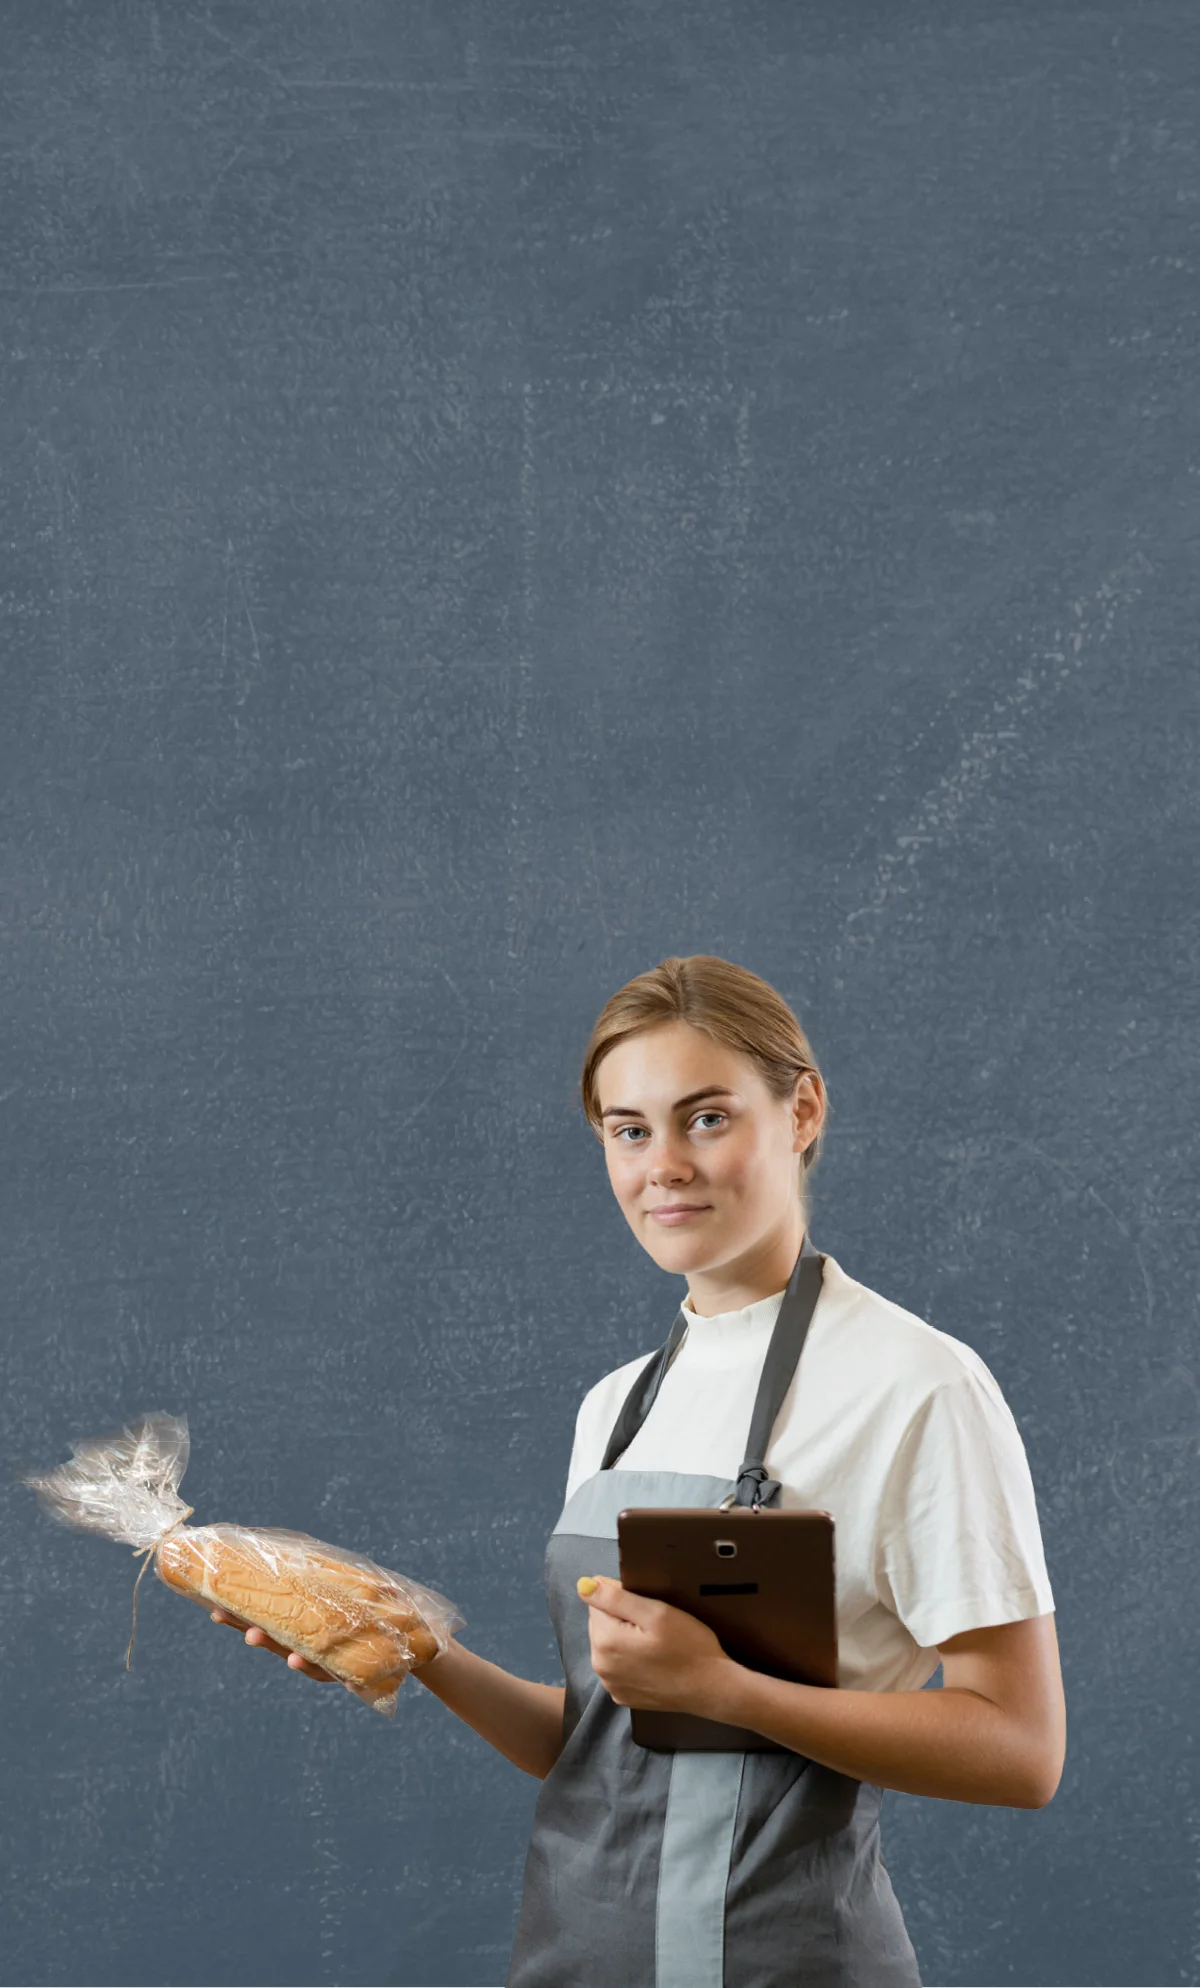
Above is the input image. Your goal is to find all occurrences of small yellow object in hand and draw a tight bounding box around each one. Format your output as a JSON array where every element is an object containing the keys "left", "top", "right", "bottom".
[{"left": 577, "top": 1576, "right": 600, "bottom": 1597}]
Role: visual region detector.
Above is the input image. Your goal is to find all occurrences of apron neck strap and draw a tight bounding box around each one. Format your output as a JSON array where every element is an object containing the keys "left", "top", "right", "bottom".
[
  {"left": 598, "top": 1232, "right": 826, "bottom": 1504},
  {"left": 732, "top": 1233, "right": 823, "bottom": 1508}
]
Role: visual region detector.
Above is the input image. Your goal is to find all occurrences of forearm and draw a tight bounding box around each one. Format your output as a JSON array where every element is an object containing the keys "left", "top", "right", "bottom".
[
  {"left": 696, "top": 1662, "right": 1050, "bottom": 1808},
  {"left": 414, "top": 1635, "right": 566, "bottom": 1780}
]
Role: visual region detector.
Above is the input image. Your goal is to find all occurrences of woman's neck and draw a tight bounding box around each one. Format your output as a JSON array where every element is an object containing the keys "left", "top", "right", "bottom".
[{"left": 684, "top": 1217, "right": 807, "bottom": 1317}]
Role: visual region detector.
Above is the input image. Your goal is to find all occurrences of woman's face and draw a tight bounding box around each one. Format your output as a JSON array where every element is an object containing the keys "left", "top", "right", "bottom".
[{"left": 595, "top": 1020, "right": 823, "bottom": 1282}]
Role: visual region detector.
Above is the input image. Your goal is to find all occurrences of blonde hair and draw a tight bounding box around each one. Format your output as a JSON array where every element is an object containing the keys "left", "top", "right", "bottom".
[{"left": 580, "top": 954, "right": 828, "bottom": 1207}]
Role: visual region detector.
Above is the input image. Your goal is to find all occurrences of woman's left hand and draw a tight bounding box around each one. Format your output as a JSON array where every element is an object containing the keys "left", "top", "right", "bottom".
[{"left": 577, "top": 1575, "right": 733, "bottom": 1714}]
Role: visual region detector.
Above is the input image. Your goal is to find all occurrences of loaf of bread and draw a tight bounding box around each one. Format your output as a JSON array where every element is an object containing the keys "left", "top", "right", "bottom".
[
  {"left": 20, "top": 1412, "right": 466, "bottom": 1717},
  {"left": 156, "top": 1523, "right": 442, "bottom": 1690}
]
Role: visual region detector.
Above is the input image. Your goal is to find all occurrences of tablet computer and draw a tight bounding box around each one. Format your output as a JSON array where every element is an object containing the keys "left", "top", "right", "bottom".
[{"left": 616, "top": 1506, "right": 838, "bottom": 1752}]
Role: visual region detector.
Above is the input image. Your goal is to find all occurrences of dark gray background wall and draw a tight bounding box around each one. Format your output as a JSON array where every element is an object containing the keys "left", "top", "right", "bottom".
[{"left": 2, "top": 3, "right": 1196, "bottom": 1984}]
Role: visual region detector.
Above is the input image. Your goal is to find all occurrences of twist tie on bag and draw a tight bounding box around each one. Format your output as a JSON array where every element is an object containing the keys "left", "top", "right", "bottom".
[{"left": 126, "top": 1506, "right": 194, "bottom": 1671}]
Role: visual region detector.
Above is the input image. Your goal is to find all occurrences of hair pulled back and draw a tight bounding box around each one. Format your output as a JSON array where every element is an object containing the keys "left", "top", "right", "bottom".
[{"left": 580, "top": 954, "right": 827, "bottom": 1206}]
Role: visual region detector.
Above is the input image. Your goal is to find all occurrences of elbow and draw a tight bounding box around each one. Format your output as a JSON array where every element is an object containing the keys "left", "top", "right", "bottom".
[
  {"left": 1012, "top": 1781, "right": 1054, "bottom": 1810},
  {"left": 1004, "top": 1704, "right": 1066, "bottom": 1809},
  {"left": 1015, "top": 1749, "right": 1065, "bottom": 1810},
  {"left": 1027, "top": 1768, "right": 1063, "bottom": 1810}
]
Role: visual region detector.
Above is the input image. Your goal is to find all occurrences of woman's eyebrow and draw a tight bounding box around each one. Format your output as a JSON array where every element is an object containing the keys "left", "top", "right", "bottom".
[{"left": 599, "top": 1086, "right": 738, "bottom": 1120}]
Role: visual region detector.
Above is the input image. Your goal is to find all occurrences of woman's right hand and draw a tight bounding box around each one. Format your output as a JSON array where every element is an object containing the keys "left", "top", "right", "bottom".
[{"left": 209, "top": 1606, "right": 338, "bottom": 1682}]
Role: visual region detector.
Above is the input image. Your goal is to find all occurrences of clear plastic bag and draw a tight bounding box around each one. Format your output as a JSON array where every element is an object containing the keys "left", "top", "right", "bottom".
[{"left": 21, "top": 1411, "right": 466, "bottom": 1717}]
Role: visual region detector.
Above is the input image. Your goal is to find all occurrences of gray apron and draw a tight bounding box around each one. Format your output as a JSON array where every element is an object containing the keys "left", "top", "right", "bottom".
[{"left": 506, "top": 1234, "right": 923, "bottom": 1988}]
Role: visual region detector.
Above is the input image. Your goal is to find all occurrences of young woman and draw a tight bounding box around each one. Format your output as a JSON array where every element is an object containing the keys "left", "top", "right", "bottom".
[{"left": 213, "top": 954, "right": 1065, "bottom": 1988}]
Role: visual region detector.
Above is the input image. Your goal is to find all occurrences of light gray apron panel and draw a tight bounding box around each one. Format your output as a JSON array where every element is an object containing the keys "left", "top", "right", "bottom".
[
  {"left": 552, "top": 1466, "right": 733, "bottom": 1543},
  {"left": 656, "top": 1749, "right": 745, "bottom": 1988}
]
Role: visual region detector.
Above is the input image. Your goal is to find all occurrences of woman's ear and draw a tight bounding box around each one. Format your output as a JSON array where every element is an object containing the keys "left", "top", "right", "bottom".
[{"left": 792, "top": 1070, "right": 824, "bottom": 1154}]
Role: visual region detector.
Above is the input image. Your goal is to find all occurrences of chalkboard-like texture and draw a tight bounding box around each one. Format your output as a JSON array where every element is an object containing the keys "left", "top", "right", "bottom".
[{"left": 2, "top": 4, "right": 1196, "bottom": 1985}]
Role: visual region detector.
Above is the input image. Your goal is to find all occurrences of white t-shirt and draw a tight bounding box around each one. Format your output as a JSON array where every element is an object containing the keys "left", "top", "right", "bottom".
[{"left": 562, "top": 1249, "right": 1055, "bottom": 1695}]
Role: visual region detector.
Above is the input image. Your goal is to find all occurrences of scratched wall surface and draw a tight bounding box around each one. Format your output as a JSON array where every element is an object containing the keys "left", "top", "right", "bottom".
[{"left": 1, "top": 4, "right": 1196, "bottom": 1986}]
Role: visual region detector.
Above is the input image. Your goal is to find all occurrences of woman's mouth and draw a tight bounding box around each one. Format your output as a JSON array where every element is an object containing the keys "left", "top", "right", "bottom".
[{"left": 648, "top": 1205, "right": 711, "bottom": 1225}]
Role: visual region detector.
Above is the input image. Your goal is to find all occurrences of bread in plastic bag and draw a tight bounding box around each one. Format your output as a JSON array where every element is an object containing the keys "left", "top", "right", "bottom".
[{"left": 20, "top": 1411, "right": 466, "bottom": 1716}]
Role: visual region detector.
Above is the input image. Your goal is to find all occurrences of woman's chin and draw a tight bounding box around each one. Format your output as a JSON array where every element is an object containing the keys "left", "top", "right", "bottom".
[{"left": 642, "top": 1219, "right": 722, "bottom": 1263}]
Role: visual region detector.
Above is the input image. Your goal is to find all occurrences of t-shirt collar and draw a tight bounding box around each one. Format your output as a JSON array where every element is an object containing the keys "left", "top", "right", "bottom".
[{"left": 677, "top": 1284, "right": 789, "bottom": 1368}]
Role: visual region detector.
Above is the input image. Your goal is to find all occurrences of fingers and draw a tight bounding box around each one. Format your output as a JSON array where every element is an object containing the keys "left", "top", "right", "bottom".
[
  {"left": 242, "top": 1624, "right": 291, "bottom": 1658},
  {"left": 209, "top": 1611, "right": 286, "bottom": 1660},
  {"left": 209, "top": 1608, "right": 334, "bottom": 1679},
  {"left": 285, "top": 1651, "right": 338, "bottom": 1681}
]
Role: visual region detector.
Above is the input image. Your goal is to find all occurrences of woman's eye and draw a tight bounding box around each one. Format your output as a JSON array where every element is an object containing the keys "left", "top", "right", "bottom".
[{"left": 613, "top": 1112, "right": 725, "bottom": 1144}]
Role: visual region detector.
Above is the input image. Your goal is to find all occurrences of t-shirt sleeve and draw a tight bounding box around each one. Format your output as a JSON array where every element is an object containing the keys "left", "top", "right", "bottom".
[
  {"left": 562, "top": 1351, "right": 658, "bottom": 1507},
  {"left": 563, "top": 1383, "right": 610, "bottom": 1508},
  {"left": 874, "top": 1366, "right": 1056, "bottom": 1651}
]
